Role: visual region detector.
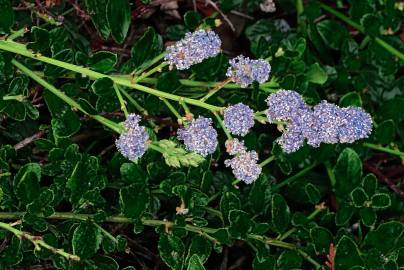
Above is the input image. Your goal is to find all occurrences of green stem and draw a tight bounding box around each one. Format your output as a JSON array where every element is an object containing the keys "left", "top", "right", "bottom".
[
  {"left": 12, "top": 59, "right": 123, "bottom": 134},
  {"left": 135, "top": 62, "right": 169, "bottom": 83},
  {"left": 324, "top": 160, "right": 336, "bottom": 187},
  {"left": 161, "top": 98, "right": 182, "bottom": 121},
  {"left": 363, "top": 142, "right": 404, "bottom": 158},
  {"left": 319, "top": 2, "right": 404, "bottom": 61},
  {"left": 0, "top": 172, "right": 11, "bottom": 177},
  {"left": 272, "top": 162, "right": 318, "bottom": 191},
  {"left": 260, "top": 155, "right": 275, "bottom": 167},
  {"left": 213, "top": 112, "right": 232, "bottom": 140},
  {"left": 296, "top": 0, "right": 305, "bottom": 33},
  {"left": 113, "top": 84, "right": 129, "bottom": 117},
  {"left": 0, "top": 221, "right": 79, "bottom": 261},
  {"left": 118, "top": 87, "right": 147, "bottom": 114},
  {"left": 0, "top": 40, "right": 223, "bottom": 112},
  {"left": 134, "top": 52, "right": 166, "bottom": 75},
  {"left": 7, "top": 27, "right": 28, "bottom": 41},
  {"left": 0, "top": 211, "right": 321, "bottom": 267},
  {"left": 199, "top": 78, "right": 232, "bottom": 102}
]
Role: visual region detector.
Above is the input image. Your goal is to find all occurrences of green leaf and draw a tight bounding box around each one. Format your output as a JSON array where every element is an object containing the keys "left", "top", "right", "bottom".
[
  {"left": 220, "top": 192, "right": 241, "bottom": 223},
  {"left": 119, "top": 183, "right": 149, "bottom": 219},
  {"left": 88, "top": 51, "right": 117, "bottom": 72},
  {"left": 0, "top": 0, "right": 15, "bottom": 33},
  {"left": 363, "top": 221, "right": 403, "bottom": 253},
  {"left": 184, "top": 11, "right": 202, "bottom": 30},
  {"left": 27, "top": 26, "right": 50, "bottom": 53},
  {"left": 371, "top": 193, "right": 391, "bottom": 209},
  {"left": 350, "top": 187, "right": 369, "bottom": 207},
  {"left": 339, "top": 92, "right": 363, "bottom": 107},
  {"left": 13, "top": 163, "right": 41, "bottom": 204},
  {"left": 361, "top": 174, "right": 378, "bottom": 196},
  {"left": 249, "top": 176, "right": 270, "bottom": 213},
  {"left": 44, "top": 49, "right": 74, "bottom": 77},
  {"left": 72, "top": 221, "right": 102, "bottom": 260},
  {"left": 317, "top": 20, "right": 349, "bottom": 50},
  {"left": 131, "top": 27, "right": 163, "bottom": 68},
  {"left": 187, "top": 254, "right": 205, "bottom": 270},
  {"left": 93, "top": 255, "right": 119, "bottom": 270},
  {"left": 271, "top": 194, "right": 290, "bottom": 233},
  {"left": 92, "top": 77, "right": 114, "bottom": 96},
  {"left": 84, "top": 0, "right": 111, "bottom": 39},
  {"left": 228, "top": 210, "right": 253, "bottom": 239},
  {"left": 106, "top": 0, "right": 131, "bottom": 44},
  {"left": 361, "top": 13, "right": 381, "bottom": 37},
  {"left": 158, "top": 234, "right": 185, "bottom": 270},
  {"left": 51, "top": 110, "right": 81, "bottom": 138},
  {"left": 306, "top": 63, "right": 328, "bottom": 85},
  {"left": 277, "top": 250, "right": 302, "bottom": 269},
  {"left": 335, "top": 203, "right": 354, "bottom": 226},
  {"left": 187, "top": 235, "right": 211, "bottom": 264},
  {"left": 120, "top": 162, "right": 147, "bottom": 185},
  {"left": 375, "top": 120, "right": 395, "bottom": 144},
  {"left": 335, "top": 236, "right": 364, "bottom": 270},
  {"left": 333, "top": 148, "right": 362, "bottom": 198},
  {"left": 253, "top": 256, "right": 276, "bottom": 270},
  {"left": 359, "top": 207, "right": 376, "bottom": 227},
  {"left": 310, "top": 226, "right": 333, "bottom": 253},
  {"left": 305, "top": 183, "right": 321, "bottom": 204}
]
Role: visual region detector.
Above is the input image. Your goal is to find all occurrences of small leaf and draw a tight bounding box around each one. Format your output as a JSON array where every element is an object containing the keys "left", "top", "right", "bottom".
[
  {"left": 184, "top": 11, "right": 201, "bottom": 30},
  {"left": 158, "top": 234, "right": 185, "bottom": 270},
  {"left": 72, "top": 221, "right": 102, "bottom": 260},
  {"left": 363, "top": 221, "right": 404, "bottom": 253},
  {"left": 317, "top": 20, "right": 349, "bottom": 50},
  {"left": 131, "top": 27, "right": 163, "bottom": 68},
  {"left": 84, "top": 0, "right": 111, "bottom": 39},
  {"left": 334, "top": 236, "right": 364, "bottom": 270},
  {"left": 310, "top": 226, "right": 333, "bottom": 254},
  {"left": 187, "top": 235, "right": 211, "bottom": 264},
  {"left": 359, "top": 207, "right": 376, "bottom": 227},
  {"left": 271, "top": 194, "right": 290, "bottom": 233},
  {"left": 92, "top": 77, "right": 114, "bottom": 96},
  {"left": 187, "top": 254, "right": 205, "bottom": 270},
  {"left": 13, "top": 163, "right": 41, "bottom": 204},
  {"left": 335, "top": 203, "right": 354, "bottom": 226},
  {"left": 228, "top": 210, "right": 253, "bottom": 239},
  {"left": 371, "top": 193, "right": 391, "bottom": 209},
  {"left": 106, "top": 0, "right": 131, "bottom": 44},
  {"left": 220, "top": 192, "right": 241, "bottom": 223},
  {"left": 306, "top": 63, "right": 328, "bottom": 85},
  {"left": 375, "top": 120, "right": 395, "bottom": 144},
  {"left": 333, "top": 148, "right": 362, "bottom": 198},
  {"left": 88, "top": 51, "right": 117, "bottom": 72},
  {"left": 339, "top": 92, "right": 362, "bottom": 107},
  {"left": 350, "top": 187, "right": 369, "bottom": 207},
  {"left": 0, "top": 0, "right": 15, "bottom": 33},
  {"left": 305, "top": 183, "right": 321, "bottom": 204},
  {"left": 361, "top": 174, "right": 378, "bottom": 197},
  {"left": 119, "top": 184, "right": 149, "bottom": 219},
  {"left": 277, "top": 250, "right": 302, "bottom": 269}
]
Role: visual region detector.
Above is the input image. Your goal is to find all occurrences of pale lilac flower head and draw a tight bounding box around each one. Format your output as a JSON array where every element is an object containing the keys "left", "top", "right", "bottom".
[
  {"left": 225, "top": 150, "right": 262, "bottom": 184},
  {"left": 224, "top": 103, "right": 255, "bottom": 136},
  {"left": 226, "top": 55, "right": 271, "bottom": 88},
  {"left": 266, "top": 90, "right": 309, "bottom": 122},
  {"left": 225, "top": 138, "right": 246, "bottom": 155},
  {"left": 312, "top": 101, "right": 345, "bottom": 144},
  {"left": 165, "top": 30, "right": 221, "bottom": 70},
  {"left": 338, "top": 107, "right": 373, "bottom": 143},
  {"left": 177, "top": 117, "right": 218, "bottom": 156},
  {"left": 116, "top": 113, "right": 149, "bottom": 160},
  {"left": 277, "top": 124, "right": 305, "bottom": 154}
]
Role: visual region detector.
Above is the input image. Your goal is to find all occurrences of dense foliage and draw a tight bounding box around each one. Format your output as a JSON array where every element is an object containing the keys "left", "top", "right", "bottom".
[{"left": 0, "top": 0, "right": 403, "bottom": 269}]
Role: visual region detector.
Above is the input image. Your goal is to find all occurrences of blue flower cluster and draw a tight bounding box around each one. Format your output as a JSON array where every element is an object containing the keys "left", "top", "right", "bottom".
[
  {"left": 225, "top": 139, "right": 262, "bottom": 184},
  {"left": 266, "top": 90, "right": 373, "bottom": 153},
  {"left": 116, "top": 114, "right": 149, "bottom": 160},
  {"left": 226, "top": 55, "right": 271, "bottom": 88},
  {"left": 177, "top": 117, "right": 218, "bottom": 156},
  {"left": 165, "top": 30, "right": 271, "bottom": 88},
  {"left": 224, "top": 103, "right": 255, "bottom": 136},
  {"left": 165, "top": 30, "right": 221, "bottom": 70}
]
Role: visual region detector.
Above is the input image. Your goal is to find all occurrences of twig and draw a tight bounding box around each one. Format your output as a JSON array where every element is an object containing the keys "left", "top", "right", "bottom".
[
  {"left": 204, "top": 0, "right": 236, "bottom": 32},
  {"left": 14, "top": 130, "right": 45, "bottom": 150}
]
